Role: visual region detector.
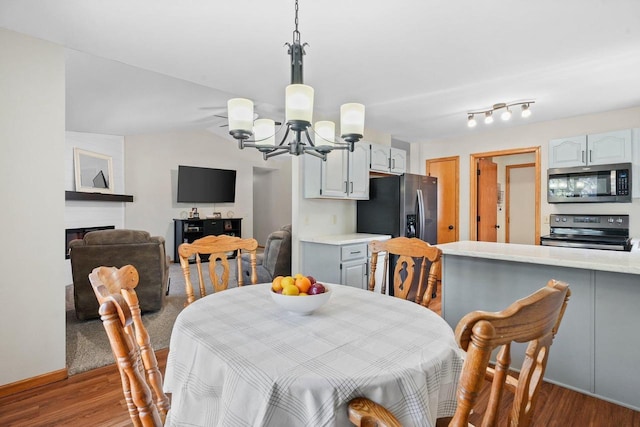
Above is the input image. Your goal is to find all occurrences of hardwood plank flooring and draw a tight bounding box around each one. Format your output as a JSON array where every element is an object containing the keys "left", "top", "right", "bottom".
[{"left": 1, "top": 291, "right": 638, "bottom": 426}]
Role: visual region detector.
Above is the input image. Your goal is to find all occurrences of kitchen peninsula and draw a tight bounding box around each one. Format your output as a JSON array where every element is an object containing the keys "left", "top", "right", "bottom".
[{"left": 439, "top": 240, "right": 640, "bottom": 411}]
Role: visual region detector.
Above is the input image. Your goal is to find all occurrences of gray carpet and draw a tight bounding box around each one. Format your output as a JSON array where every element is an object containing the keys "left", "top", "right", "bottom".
[{"left": 65, "top": 261, "right": 239, "bottom": 375}]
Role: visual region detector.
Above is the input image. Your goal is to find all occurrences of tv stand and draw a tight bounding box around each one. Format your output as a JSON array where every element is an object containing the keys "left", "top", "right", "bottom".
[{"left": 173, "top": 218, "right": 242, "bottom": 263}]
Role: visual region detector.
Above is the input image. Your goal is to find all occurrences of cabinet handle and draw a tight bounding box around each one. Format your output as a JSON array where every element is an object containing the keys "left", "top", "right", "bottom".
[
  {"left": 582, "top": 150, "right": 585, "bottom": 163},
  {"left": 350, "top": 251, "right": 362, "bottom": 255},
  {"left": 350, "top": 182, "right": 354, "bottom": 193},
  {"left": 589, "top": 150, "right": 592, "bottom": 163},
  {"left": 392, "top": 159, "right": 395, "bottom": 169},
  {"left": 344, "top": 181, "right": 348, "bottom": 193}
]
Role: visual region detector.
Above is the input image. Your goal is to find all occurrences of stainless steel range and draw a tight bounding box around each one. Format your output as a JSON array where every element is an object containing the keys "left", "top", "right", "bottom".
[{"left": 540, "top": 214, "right": 632, "bottom": 251}]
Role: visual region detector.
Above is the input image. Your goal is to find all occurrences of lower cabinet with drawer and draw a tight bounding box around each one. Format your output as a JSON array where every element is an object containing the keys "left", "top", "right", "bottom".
[{"left": 301, "top": 241, "right": 369, "bottom": 289}]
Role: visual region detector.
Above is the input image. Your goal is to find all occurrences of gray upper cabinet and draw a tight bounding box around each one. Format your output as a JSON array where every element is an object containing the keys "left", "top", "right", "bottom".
[
  {"left": 549, "top": 130, "right": 633, "bottom": 168},
  {"left": 369, "top": 143, "right": 406, "bottom": 175},
  {"left": 304, "top": 143, "right": 370, "bottom": 199}
]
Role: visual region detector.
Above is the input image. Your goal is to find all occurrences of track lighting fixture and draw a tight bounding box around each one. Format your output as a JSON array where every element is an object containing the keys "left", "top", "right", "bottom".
[{"left": 466, "top": 100, "right": 534, "bottom": 128}]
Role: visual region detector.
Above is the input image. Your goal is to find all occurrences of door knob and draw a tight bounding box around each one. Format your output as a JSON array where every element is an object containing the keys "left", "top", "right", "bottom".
[
  {"left": 448, "top": 225, "right": 454, "bottom": 230},
  {"left": 494, "top": 225, "right": 500, "bottom": 229}
]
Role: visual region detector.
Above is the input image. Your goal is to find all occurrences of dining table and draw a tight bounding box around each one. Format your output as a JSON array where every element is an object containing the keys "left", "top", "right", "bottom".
[{"left": 163, "top": 283, "right": 464, "bottom": 427}]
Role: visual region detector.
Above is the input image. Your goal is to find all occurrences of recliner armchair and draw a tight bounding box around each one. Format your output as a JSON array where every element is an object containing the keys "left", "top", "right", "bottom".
[
  {"left": 69, "top": 229, "right": 170, "bottom": 320},
  {"left": 241, "top": 224, "right": 291, "bottom": 283}
]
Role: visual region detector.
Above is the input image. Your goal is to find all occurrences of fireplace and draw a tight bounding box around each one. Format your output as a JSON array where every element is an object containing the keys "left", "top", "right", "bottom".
[{"left": 65, "top": 226, "right": 115, "bottom": 259}]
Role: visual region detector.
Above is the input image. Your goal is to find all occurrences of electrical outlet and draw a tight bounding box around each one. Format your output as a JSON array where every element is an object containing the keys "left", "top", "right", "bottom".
[
  {"left": 304, "top": 215, "right": 309, "bottom": 225},
  {"left": 544, "top": 215, "right": 550, "bottom": 224},
  {"left": 331, "top": 214, "right": 337, "bottom": 225}
]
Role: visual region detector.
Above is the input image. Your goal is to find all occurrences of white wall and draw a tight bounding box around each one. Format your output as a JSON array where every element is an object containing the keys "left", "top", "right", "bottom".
[
  {"left": 0, "top": 29, "right": 66, "bottom": 386},
  {"left": 123, "top": 130, "right": 288, "bottom": 260},
  {"left": 63, "top": 131, "right": 126, "bottom": 286},
  {"left": 417, "top": 106, "right": 640, "bottom": 240},
  {"left": 253, "top": 162, "right": 292, "bottom": 246}
]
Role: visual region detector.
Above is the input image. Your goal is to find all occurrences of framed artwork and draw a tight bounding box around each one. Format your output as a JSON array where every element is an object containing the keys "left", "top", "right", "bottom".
[{"left": 73, "top": 148, "right": 114, "bottom": 194}]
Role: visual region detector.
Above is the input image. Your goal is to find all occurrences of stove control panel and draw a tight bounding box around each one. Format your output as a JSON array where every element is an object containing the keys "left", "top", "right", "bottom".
[{"left": 550, "top": 214, "right": 629, "bottom": 229}]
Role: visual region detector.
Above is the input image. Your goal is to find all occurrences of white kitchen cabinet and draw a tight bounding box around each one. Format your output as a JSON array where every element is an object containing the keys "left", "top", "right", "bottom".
[
  {"left": 587, "top": 129, "right": 633, "bottom": 165},
  {"left": 341, "top": 258, "right": 368, "bottom": 289},
  {"left": 389, "top": 147, "right": 407, "bottom": 174},
  {"left": 369, "top": 143, "right": 406, "bottom": 175},
  {"left": 304, "top": 142, "right": 370, "bottom": 199},
  {"left": 549, "top": 130, "right": 633, "bottom": 168}
]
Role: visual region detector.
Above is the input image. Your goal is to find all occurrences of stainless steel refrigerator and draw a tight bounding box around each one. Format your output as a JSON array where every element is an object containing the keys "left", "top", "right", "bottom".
[{"left": 356, "top": 173, "right": 438, "bottom": 298}]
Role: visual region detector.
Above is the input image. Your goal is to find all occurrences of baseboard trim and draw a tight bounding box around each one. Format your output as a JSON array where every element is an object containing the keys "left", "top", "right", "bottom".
[{"left": 0, "top": 368, "right": 68, "bottom": 398}]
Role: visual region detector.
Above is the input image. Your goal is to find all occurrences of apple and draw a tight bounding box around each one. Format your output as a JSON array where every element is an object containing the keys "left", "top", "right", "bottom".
[
  {"left": 308, "top": 283, "right": 326, "bottom": 295},
  {"left": 307, "top": 275, "right": 317, "bottom": 285}
]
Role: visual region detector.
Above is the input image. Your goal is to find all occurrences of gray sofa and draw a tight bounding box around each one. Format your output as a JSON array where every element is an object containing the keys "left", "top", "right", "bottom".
[
  {"left": 241, "top": 224, "right": 291, "bottom": 283},
  {"left": 69, "top": 229, "right": 170, "bottom": 320}
]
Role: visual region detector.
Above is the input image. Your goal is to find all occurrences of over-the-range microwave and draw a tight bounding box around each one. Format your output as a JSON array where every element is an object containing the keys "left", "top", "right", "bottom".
[{"left": 547, "top": 162, "right": 632, "bottom": 203}]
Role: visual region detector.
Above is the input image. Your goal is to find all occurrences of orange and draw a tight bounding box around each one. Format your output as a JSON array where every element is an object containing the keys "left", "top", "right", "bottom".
[
  {"left": 295, "top": 276, "right": 312, "bottom": 293},
  {"left": 271, "top": 276, "right": 284, "bottom": 292},
  {"left": 282, "top": 284, "right": 300, "bottom": 296},
  {"left": 294, "top": 273, "right": 304, "bottom": 280}
]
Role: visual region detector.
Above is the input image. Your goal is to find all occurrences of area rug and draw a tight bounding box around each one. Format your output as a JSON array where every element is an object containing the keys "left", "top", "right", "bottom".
[{"left": 65, "top": 262, "right": 238, "bottom": 375}]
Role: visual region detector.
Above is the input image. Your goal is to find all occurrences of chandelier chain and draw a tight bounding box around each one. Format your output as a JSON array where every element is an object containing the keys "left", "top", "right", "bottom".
[{"left": 293, "top": 0, "right": 300, "bottom": 43}]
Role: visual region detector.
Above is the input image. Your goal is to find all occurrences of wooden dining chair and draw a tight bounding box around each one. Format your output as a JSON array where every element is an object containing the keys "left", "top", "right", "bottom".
[
  {"left": 178, "top": 234, "right": 259, "bottom": 305},
  {"left": 88, "top": 265, "right": 170, "bottom": 427},
  {"left": 368, "top": 237, "right": 442, "bottom": 307},
  {"left": 348, "top": 279, "right": 571, "bottom": 427}
]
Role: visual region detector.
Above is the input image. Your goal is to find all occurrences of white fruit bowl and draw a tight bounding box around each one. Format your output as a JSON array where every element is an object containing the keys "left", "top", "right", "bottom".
[{"left": 270, "top": 285, "right": 332, "bottom": 315}]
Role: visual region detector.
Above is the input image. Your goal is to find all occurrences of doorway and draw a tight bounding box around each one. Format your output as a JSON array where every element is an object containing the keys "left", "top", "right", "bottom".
[
  {"left": 469, "top": 147, "right": 541, "bottom": 243},
  {"left": 506, "top": 163, "right": 536, "bottom": 244},
  {"left": 426, "top": 156, "right": 459, "bottom": 244}
]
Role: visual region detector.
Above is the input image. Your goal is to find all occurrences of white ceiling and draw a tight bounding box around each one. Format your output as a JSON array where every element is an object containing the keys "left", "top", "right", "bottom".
[{"left": 2, "top": 0, "right": 640, "bottom": 142}]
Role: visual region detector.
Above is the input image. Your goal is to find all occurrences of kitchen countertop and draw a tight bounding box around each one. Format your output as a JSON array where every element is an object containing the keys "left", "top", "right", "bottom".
[
  {"left": 438, "top": 240, "right": 640, "bottom": 275},
  {"left": 299, "top": 233, "right": 392, "bottom": 245}
]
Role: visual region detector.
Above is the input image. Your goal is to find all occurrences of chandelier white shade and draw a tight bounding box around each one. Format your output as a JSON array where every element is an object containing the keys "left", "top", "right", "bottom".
[
  {"left": 467, "top": 100, "right": 534, "bottom": 128},
  {"left": 253, "top": 119, "right": 276, "bottom": 146},
  {"left": 340, "top": 103, "right": 366, "bottom": 137},
  {"left": 227, "top": 98, "right": 255, "bottom": 134},
  {"left": 315, "top": 121, "right": 336, "bottom": 145},
  {"left": 285, "top": 84, "right": 314, "bottom": 123},
  {"left": 226, "top": 0, "right": 365, "bottom": 160}
]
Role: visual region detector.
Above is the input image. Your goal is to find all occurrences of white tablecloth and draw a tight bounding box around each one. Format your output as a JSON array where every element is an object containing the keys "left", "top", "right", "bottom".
[{"left": 164, "top": 283, "right": 464, "bottom": 427}]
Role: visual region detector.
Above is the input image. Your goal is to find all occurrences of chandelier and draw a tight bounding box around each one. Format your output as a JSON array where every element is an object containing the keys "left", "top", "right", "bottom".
[
  {"left": 467, "top": 100, "right": 535, "bottom": 128},
  {"left": 226, "top": 0, "right": 365, "bottom": 161}
]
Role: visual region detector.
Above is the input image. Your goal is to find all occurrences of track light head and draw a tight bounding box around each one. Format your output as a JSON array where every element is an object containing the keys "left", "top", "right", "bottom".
[
  {"left": 467, "top": 114, "right": 477, "bottom": 128},
  {"left": 501, "top": 107, "right": 512, "bottom": 121},
  {"left": 484, "top": 111, "right": 494, "bottom": 124},
  {"left": 521, "top": 103, "right": 532, "bottom": 118}
]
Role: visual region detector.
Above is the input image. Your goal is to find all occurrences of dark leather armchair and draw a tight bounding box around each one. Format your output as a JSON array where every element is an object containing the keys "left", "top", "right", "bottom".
[
  {"left": 69, "top": 229, "right": 170, "bottom": 320},
  {"left": 241, "top": 224, "right": 291, "bottom": 283}
]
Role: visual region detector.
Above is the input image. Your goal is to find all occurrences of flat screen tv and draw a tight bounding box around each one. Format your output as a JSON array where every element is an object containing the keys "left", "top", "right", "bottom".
[{"left": 177, "top": 165, "right": 236, "bottom": 203}]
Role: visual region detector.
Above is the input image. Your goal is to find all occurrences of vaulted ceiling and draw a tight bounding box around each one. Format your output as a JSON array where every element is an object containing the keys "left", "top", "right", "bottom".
[{"left": 1, "top": 0, "right": 639, "bottom": 142}]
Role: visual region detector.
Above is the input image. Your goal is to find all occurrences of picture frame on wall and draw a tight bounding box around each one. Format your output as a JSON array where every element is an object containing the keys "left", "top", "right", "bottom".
[{"left": 73, "top": 148, "right": 114, "bottom": 194}]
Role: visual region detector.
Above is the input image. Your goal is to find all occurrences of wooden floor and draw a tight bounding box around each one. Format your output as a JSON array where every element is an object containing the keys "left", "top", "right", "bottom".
[{"left": 1, "top": 292, "right": 639, "bottom": 426}]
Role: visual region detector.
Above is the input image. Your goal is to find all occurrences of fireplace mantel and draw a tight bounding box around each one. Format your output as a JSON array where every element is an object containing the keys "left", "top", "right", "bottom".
[{"left": 65, "top": 191, "right": 133, "bottom": 202}]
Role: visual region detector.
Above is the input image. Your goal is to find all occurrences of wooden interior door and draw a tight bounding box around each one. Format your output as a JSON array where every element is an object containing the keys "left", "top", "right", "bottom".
[
  {"left": 426, "top": 156, "right": 459, "bottom": 244},
  {"left": 477, "top": 158, "right": 498, "bottom": 242}
]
